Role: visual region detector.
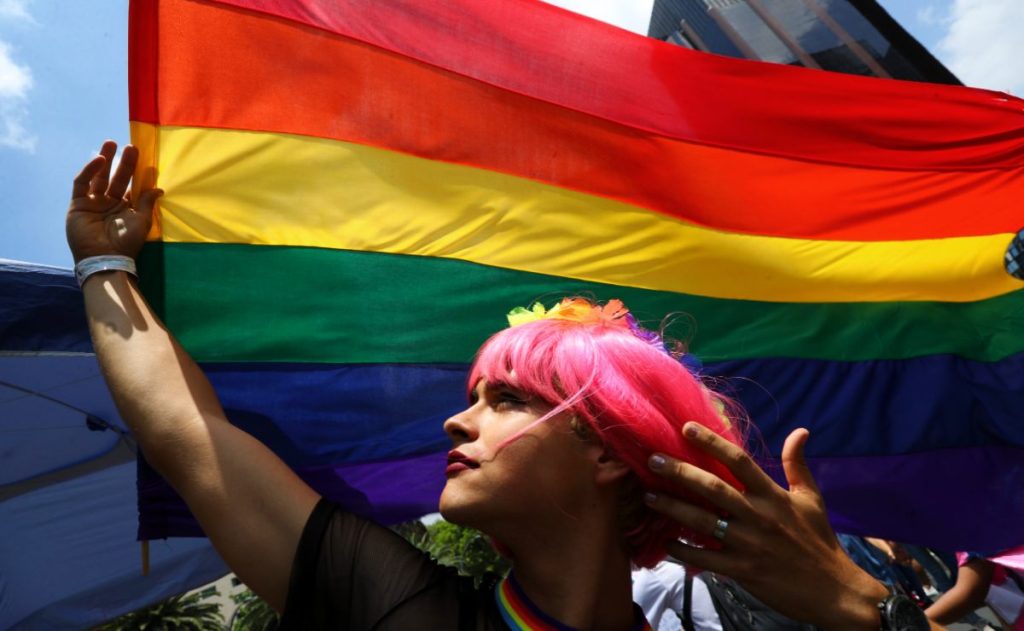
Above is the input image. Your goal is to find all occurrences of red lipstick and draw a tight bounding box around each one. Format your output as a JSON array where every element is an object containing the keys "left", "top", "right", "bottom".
[{"left": 446, "top": 450, "right": 479, "bottom": 476}]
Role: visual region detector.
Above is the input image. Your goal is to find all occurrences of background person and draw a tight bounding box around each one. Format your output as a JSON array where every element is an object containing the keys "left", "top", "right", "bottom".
[
  {"left": 632, "top": 560, "right": 722, "bottom": 631},
  {"left": 926, "top": 550, "right": 1024, "bottom": 629}
]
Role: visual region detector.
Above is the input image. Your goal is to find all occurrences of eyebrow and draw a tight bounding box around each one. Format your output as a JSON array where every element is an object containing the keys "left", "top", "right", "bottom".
[
  {"left": 484, "top": 378, "right": 522, "bottom": 394},
  {"left": 468, "top": 375, "right": 532, "bottom": 407}
]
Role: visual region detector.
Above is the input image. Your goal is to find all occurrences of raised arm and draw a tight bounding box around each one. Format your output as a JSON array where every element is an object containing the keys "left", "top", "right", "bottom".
[
  {"left": 68, "top": 141, "right": 319, "bottom": 610},
  {"left": 643, "top": 425, "right": 946, "bottom": 631}
]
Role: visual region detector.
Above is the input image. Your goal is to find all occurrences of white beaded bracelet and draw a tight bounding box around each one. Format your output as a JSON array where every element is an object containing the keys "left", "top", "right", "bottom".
[{"left": 74, "top": 255, "right": 138, "bottom": 288}]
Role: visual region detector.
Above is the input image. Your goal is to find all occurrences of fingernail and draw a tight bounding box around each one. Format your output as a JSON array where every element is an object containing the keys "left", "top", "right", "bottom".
[
  {"left": 644, "top": 492, "right": 658, "bottom": 505},
  {"left": 649, "top": 454, "right": 667, "bottom": 469},
  {"left": 684, "top": 423, "right": 700, "bottom": 438}
]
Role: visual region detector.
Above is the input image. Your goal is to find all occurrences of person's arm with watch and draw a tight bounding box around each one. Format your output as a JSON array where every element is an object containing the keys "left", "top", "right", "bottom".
[{"left": 643, "top": 423, "right": 944, "bottom": 630}]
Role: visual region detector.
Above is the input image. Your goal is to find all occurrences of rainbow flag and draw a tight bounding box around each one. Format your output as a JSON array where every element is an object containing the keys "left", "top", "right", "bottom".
[{"left": 129, "top": 0, "right": 1024, "bottom": 551}]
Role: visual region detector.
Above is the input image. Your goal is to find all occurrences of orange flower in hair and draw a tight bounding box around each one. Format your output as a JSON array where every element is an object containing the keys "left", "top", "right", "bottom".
[{"left": 507, "top": 298, "right": 630, "bottom": 330}]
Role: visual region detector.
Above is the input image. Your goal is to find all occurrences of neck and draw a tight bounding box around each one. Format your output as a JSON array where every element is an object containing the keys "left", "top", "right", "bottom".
[{"left": 499, "top": 513, "right": 636, "bottom": 630}]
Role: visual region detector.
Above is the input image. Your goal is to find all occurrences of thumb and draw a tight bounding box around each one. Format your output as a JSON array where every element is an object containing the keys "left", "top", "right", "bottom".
[
  {"left": 781, "top": 428, "right": 820, "bottom": 495},
  {"left": 136, "top": 187, "right": 164, "bottom": 217}
]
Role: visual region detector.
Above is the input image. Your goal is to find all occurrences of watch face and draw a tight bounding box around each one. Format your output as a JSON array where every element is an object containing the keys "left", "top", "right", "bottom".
[{"left": 885, "top": 595, "right": 929, "bottom": 630}]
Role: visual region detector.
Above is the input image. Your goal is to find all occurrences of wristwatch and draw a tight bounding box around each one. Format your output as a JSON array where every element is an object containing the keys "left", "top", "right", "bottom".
[{"left": 878, "top": 593, "right": 929, "bottom": 630}]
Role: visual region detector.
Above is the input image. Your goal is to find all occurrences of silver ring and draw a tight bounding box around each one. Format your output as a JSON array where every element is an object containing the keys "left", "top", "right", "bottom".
[{"left": 712, "top": 518, "right": 729, "bottom": 541}]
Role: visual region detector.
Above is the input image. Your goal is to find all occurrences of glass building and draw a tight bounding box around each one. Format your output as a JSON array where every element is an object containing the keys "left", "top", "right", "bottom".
[{"left": 648, "top": 0, "right": 960, "bottom": 84}]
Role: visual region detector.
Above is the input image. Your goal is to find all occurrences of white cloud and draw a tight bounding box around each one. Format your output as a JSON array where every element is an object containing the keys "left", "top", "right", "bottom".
[
  {"left": 915, "top": 5, "right": 942, "bottom": 27},
  {"left": 0, "top": 39, "right": 35, "bottom": 151},
  {"left": 938, "top": 0, "right": 1024, "bottom": 95},
  {"left": 0, "top": 0, "right": 34, "bottom": 24},
  {"left": 0, "top": 41, "right": 28, "bottom": 96}
]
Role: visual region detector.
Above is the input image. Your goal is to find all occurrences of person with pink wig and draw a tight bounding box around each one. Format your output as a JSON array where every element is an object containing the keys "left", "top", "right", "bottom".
[{"left": 67, "top": 142, "right": 940, "bottom": 630}]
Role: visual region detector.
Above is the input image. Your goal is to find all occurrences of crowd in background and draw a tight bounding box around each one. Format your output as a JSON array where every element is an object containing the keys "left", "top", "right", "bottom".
[{"left": 633, "top": 536, "right": 1024, "bottom": 631}]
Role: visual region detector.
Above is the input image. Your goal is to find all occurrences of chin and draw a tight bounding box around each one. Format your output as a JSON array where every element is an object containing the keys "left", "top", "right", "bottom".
[
  {"left": 438, "top": 485, "right": 471, "bottom": 525},
  {"left": 438, "top": 483, "right": 491, "bottom": 531}
]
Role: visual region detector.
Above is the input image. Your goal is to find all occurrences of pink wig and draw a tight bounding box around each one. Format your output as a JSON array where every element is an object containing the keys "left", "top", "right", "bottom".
[{"left": 469, "top": 299, "right": 746, "bottom": 568}]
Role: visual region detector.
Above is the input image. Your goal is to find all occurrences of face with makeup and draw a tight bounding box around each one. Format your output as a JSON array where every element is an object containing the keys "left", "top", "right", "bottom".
[
  {"left": 437, "top": 379, "right": 607, "bottom": 536},
  {"left": 439, "top": 300, "right": 747, "bottom": 567}
]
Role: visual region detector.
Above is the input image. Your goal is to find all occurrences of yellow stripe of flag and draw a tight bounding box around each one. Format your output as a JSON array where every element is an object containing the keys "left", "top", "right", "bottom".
[{"left": 138, "top": 123, "right": 1020, "bottom": 303}]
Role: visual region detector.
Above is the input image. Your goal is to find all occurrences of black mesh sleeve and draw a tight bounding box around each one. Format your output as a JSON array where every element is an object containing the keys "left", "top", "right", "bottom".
[{"left": 278, "top": 499, "right": 490, "bottom": 630}]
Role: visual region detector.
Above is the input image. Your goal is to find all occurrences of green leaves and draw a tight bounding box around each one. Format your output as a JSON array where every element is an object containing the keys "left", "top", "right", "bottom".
[
  {"left": 397, "top": 519, "right": 510, "bottom": 587},
  {"left": 230, "top": 590, "right": 278, "bottom": 631},
  {"left": 93, "top": 590, "right": 223, "bottom": 631}
]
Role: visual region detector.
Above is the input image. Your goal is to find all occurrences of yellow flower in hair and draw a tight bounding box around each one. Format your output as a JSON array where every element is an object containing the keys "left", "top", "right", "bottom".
[{"left": 506, "top": 302, "right": 549, "bottom": 327}]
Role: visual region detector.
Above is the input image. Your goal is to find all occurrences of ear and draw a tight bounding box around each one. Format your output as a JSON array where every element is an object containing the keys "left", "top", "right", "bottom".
[{"left": 592, "top": 445, "right": 631, "bottom": 486}]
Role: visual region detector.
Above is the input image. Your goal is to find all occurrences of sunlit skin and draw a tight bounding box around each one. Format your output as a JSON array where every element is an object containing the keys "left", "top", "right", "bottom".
[
  {"left": 439, "top": 379, "right": 602, "bottom": 529},
  {"left": 438, "top": 379, "right": 639, "bottom": 629}
]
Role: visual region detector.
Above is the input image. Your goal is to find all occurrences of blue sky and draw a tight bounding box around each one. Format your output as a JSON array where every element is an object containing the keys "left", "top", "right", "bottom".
[
  {"left": 0, "top": 0, "right": 1020, "bottom": 268},
  {"left": 1, "top": 0, "right": 128, "bottom": 267}
]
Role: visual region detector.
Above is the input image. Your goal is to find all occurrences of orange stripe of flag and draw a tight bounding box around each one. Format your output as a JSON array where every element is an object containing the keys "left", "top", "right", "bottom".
[{"left": 132, "top": 0, "right": 1024, "bottom": 241}]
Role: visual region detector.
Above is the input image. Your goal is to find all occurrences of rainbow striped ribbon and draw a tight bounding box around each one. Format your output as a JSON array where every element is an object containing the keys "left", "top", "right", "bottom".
[{"left": 497, "top": 573, "right": 653, "bottom": 631}]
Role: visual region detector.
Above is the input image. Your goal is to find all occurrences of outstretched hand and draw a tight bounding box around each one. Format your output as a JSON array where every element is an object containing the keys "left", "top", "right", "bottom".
[
  {"left": 67, "top": 140, "right": 161, "bottom": 263},
  {"left": 644, "top": 424, "right": 889, "bottom": 629}
]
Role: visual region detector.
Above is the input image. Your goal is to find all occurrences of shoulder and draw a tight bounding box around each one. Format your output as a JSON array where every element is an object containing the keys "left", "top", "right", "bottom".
[
  {"left": 279, "top": 500, "right": 507, "bottom": 630},
  {"left": 280, "top": 500, "right": 443, "bottom": 628}
]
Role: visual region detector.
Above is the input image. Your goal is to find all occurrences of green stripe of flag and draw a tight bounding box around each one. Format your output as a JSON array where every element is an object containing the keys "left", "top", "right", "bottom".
[{"left": 138, "top": 242, "right": 1024, "bottom": 364}]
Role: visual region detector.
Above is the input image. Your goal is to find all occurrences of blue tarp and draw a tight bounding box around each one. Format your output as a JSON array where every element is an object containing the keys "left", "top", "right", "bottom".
[{"left": 0, "top": 260, "right": 227, "bottom": 630}]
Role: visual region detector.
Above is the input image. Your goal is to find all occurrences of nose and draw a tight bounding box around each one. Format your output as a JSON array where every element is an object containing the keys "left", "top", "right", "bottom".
[{"left": 443, "top": 406, "right": 478, "bottom": 445}]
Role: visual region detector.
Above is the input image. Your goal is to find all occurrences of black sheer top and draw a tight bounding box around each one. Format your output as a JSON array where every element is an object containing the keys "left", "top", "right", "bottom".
[{"left": 278, "top": 498, "right": 506, "bottom": 630}]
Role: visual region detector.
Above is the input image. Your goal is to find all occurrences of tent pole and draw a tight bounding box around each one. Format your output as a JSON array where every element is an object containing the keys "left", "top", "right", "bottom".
[{"left": 141, "top": 540, "right": 150, "bottom": 575}]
